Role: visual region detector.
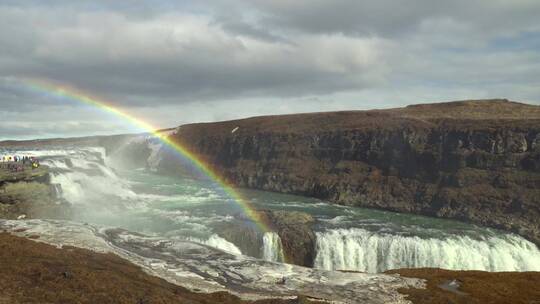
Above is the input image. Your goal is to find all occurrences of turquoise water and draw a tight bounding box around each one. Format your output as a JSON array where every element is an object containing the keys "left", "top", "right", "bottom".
[{"left": 78, "top": 167, "right": 490, "bottom": 241}]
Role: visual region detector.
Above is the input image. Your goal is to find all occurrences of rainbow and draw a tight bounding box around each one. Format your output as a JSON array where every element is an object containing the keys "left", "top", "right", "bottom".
[{"left": 19, "top": 78, "right": 285, "bottom": 261}]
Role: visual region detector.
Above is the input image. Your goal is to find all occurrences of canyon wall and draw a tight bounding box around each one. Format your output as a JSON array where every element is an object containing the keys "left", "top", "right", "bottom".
[
  {"left": 0, "top": 166, "right": 70, "bottom": 219},
  {"left": 170, "top": 100, "right": 540, "bottom": 245}
]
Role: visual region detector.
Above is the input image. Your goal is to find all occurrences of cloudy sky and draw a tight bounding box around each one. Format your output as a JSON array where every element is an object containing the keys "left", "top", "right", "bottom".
[{"left": 1, "top": 0, "right": 539, "bottom": 139}]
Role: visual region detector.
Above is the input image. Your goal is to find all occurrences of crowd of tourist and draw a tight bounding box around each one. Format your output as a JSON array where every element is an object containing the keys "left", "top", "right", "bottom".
[{"left": 0, "top": 155, "right": 40, "bottom": 172}]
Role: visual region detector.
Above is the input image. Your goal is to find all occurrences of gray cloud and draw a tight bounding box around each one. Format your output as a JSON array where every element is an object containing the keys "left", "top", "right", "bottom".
[
  {"left": 0, "top": 5, "right": 388, "bottom": 103},
  {"left": 241, "top": 0, "right": 540, "bottom": 37},
  {"left": 0, "top": 1, "right": 539, "bottom": 139}
]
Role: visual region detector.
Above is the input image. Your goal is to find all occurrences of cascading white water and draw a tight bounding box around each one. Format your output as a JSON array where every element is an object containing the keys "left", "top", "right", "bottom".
[
  {"left": 0, "top": 147, "right": 140, "bottom": 223},
  {"left": 46, "top": 156, "right": 137, "bottom": 206},
  {"left": 146, "top": 140, "right": 164, "bottom": 171},
  {"left": 262, "top": 232, "right": 285, "bottom": 262},
  {"left": 313, "top": 228, "right": 540, "bottom": 273},
  {"left": 187, "top": 234, "right": 242, "bottom": 255},
  {"left": 39, "top": 147, "right": 243, "bottom": 256}
]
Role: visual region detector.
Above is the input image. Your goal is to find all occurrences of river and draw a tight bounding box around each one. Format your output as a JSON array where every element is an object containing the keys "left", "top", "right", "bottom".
[{"left": 6, "top": 146, "right": 540, "bottom": 273}]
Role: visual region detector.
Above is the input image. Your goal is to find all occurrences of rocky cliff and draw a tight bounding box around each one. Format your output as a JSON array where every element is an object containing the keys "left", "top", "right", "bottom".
[
  {"left": 170, "top": 99, "right": 540, "bottom": 245},
  {"left": 0, "top": 166, "right": 70, "bottom": 220}
]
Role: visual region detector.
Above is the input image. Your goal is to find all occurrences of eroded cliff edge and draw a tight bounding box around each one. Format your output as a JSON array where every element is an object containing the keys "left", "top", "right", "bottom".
[
  {"left": 0, "top": 166, "right": 70, "bottom": 220},
  {"left": 168, "top": 99, "right": 540, "bottom": 245}
]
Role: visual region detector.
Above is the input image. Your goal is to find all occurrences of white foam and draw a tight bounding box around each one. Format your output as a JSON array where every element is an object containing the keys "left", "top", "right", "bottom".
[
  {"left": 187, "top": 234, "right": 243, "bottom": 255},
  {"left": 314, "top": 228, "right": 540, "bottom": 272},
  {"left": 42, "top": 159, "right": 70, "bottom": 169}
]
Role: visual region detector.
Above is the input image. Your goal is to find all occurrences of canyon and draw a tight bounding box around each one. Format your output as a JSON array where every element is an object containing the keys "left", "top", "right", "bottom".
[{"left": 165, "top": 99, "right": 540, "bottom": 247}]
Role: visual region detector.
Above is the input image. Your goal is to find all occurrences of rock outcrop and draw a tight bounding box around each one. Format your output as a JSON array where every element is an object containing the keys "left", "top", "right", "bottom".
[
  {"left": 216, "top": 210, "right": 316, "bottom": 266},
  {"left": 0, "top": 166, "right": 70, "bottom": 219},
  {"left": 170, "top": 99, "right": 540, "bottom": 246},
  {"left": 258, "top": 210, "right": 316, "bottom": 266}
]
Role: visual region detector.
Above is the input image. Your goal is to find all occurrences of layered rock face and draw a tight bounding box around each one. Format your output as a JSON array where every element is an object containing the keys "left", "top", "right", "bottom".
[
  {"left": 171, "top": 100, "right": 540, "bottom": 245},
  {"left": 214, "top": 210, "right": 316, "bottom": 266},
  {"left": 0, "top": 166, "right": 70, "bottom": 219},
  {"left": 258, "top": 210, "right": 316, "bottom": 266}
]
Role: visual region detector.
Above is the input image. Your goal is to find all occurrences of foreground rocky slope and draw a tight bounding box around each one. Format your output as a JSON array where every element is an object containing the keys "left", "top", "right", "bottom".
[
  {"left": 2, "top": 229, "right": 539, "bottom": 304},
  {"left": 0, "top": 232, "right": 302, "bottom": 304},
  {"left": 170, "top": 99, "right": 540, "bottom": 245},
  {"left": 1, "top": 219, "right": 423, "bottom": 303}
]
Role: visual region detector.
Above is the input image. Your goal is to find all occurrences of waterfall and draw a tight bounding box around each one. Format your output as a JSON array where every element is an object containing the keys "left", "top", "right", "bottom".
[
  {"left": 46, "top": 156, "right": 137, "bottom": 206},
  {"left": 262, "top": 232, "right": 285, "bottom": 262},
  {"left": 314, "top": 228, "right": 540, "bottom": 273},
  {"left": 146, "top": 141, "right": 163, "bottom": 171}
]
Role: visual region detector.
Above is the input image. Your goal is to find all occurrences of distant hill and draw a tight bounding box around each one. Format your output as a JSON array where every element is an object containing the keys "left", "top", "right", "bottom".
[{"left": 174, "top": 99, "right": 539, "bottom": 137}]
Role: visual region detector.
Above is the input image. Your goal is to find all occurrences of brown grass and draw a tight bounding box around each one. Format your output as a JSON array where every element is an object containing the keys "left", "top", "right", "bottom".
[
  {"left": 387, "top": 268, "right": 540, "bottom": 304},
  {"left": 175, "top": 99, "right": 540, "bottom": 138}
]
